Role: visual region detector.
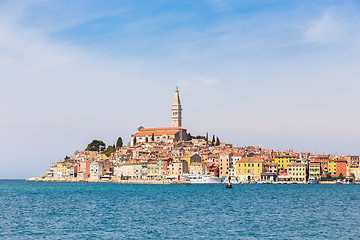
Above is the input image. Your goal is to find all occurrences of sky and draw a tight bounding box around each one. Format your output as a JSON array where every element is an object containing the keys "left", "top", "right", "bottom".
[{"left": 1, "top": 0, "right": 360, "bottom": 178}]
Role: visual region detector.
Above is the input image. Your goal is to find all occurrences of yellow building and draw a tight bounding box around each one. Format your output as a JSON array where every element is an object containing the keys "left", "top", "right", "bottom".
[
  {"left": 309, "top": 162, "right": 321, "bottom": 179},
  {"left": 273, "top": 152, "right": 299, "bottom": 172},
  {"left": 235, "top": 157, "right": 265, "bottom": 182},
  {"left": 200, "top": 153, "right": 209, "bottom": 164},
  {"left": 328, "top": 158, "right": 337, "bottom": 175}
]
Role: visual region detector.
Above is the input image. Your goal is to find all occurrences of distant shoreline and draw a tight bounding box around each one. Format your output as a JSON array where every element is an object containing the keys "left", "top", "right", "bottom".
[{"left": 24, "top": 178, "right": 360, "bottom": 185}]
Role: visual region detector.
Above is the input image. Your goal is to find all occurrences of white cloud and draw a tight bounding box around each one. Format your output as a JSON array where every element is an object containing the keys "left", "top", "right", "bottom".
[{"left": 305, "top": 10, "right": 339, "bottom": 43}]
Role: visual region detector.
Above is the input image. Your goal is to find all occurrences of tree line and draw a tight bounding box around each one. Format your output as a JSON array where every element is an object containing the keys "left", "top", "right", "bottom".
[
  {"left": 81, "top": 137, "right": 124, "bottom": 157},
  {"left": 186, "top": 132, "right": 220, "bottom": 146}
]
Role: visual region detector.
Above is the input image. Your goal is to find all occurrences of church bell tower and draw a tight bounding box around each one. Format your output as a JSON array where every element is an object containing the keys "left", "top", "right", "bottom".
[{"left": 172, "top": 87, "right": 182, "bottom": 127}]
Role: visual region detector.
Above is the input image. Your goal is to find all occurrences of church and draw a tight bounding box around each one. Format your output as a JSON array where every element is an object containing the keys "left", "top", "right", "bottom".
[{"left": 130, "top": 87, "right": 187, "bottom": 146}]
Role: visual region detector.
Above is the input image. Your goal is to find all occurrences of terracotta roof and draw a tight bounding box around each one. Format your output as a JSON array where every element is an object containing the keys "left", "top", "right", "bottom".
[
  {"left": 288, "top": 163, "right": 306, "bottom": 166},
  {"left": 237, "top": 157, "right": 264, "bottom": 163},
  {"left": 139, "top": 127, "right": 185, "bottom": 131},
  {"left": 133, "top": 131, "right": 179, "bottom": 137}
]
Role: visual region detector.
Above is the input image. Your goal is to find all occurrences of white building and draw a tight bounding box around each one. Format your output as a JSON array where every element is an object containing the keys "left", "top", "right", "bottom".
[{"left": 89, "top": 161, "right": 103, "bottom": 180}]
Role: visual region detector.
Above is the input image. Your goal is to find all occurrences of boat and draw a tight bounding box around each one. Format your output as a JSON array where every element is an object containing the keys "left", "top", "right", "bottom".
[
  {"left": 225, "top": 181, "right": 233, "bottom": 189},
  {"left": 187, "top": 175, "right": 225, "bottom": 184},
  {"left": 345, "top": 179, "right": 354, "bottom": 184},
  {"left": 309, "top": 177, "right": 319, "bottom": 184}
]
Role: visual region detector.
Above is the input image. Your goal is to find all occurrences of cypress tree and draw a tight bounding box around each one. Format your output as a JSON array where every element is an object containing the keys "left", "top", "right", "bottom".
[
  {"left": 116, "top": 137, "right": 123, "bottom": 149},
  {"left": 151, "top": 133, "right": 155, "bottom": 141},
  {"left": 205, "top": 132, "right": 208, "bottom": 142},
  {"left": 133, "top": 137, "right": 137, "bottom": 145},
  {"left": 216, "top": 137, "right": 220, "bottom": 146},
  {"left": 211, "top": 135, "right": 215, "bottom": 146}
]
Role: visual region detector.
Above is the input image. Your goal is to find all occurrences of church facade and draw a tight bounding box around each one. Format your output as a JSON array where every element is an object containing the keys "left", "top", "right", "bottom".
[{"left": 130, "top": 88, "right": 187, "bottom": 146}]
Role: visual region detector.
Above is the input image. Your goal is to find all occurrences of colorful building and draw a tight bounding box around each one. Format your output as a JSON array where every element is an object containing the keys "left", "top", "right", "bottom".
[{"left": 235, "top": 157, "right": 265, "bottom": 182}]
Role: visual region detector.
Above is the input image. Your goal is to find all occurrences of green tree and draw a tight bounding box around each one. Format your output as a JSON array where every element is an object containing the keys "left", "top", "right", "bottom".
[
  {"left": 116, "top": 137, "right": 123, "bottom": 149},
  {"left": 145, "top": 137, "right": 148, "bottom": 143},
  {"left": 86, "top": 140, "right": 106, "bottom": 152},
  {"left": 216, "top": 137, "right": 220, "bottom": 146},
  {"left": 186, "top": 133, "right": 192, "bottom": 141},
  {"left": 133, "top": 137, "right": 137, "bottom": 145},
  {"left": 64, "top": 155, "right": 70, "bottom": 160},
  {"left": 338, "top": 173, "right": 344, "bottom": 179},
  {"left": 326, "top": 173, "right": 332, "bottom": 180},
  {"left": 104, "top": 145, "right": 115, "bottom": 157},
  {"left": 205, "top": 132, "right": 208, "bottom": 142},
  {"left": 151, "top": 133, "right": 155, "bottom": 141},
  {"left": 211, "top": 135, "right": 215, "bottom": 146}
]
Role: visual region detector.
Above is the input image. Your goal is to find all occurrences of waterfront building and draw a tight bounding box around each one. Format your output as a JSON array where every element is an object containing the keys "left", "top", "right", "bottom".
[
  {"left": 311, "top": 154, "right": 330, "bottom": 175},
  {"left": 147, "top": 160, "right": 162, "bottom": 179},
  {"left": 79, "top": 159, "right": 90, "bottom": 180},
  {"left": 119, "top": 160, "right": 136, "bottom": 180},
  {"left": 89, "top": 161, "right": 103, "bottom": 181},
  {"left": 336, "top": 159, "right": 347, "bottom": 177},
  {"left": 168, "top": 159, "right": 188, "bottom": 176},
  {"left": 328, "top": 157, "right": 337, "bottom": 176},
  {"left": 235, "top": 157, "right": 265, "bottom": 182},
  {"left": 309, "top": 162, "right": 321, "bottom": 179},
  {"left": 287, "top": 163, "right": 306, "bottom": 182},
  {"left": 219, "top": 152, "right": 232, "bottom": 178},
  {"left": 273, "top": 151, "right": 299, "bottom": 172},
  {"left": 349, "top": 164, "right": 360, "bottom": 180},
  {"left": 189, "top": 162, "right": 202, "bottom": 175},
  {"left": 261, "top": 163, "right": 278, "bottom": 182}
]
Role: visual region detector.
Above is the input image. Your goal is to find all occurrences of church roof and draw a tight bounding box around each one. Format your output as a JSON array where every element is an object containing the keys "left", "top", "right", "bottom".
[
  {"left": 138, "top": 127, "right": 185, "bottom": 132},
  {"left": 132, "top": 130, "right": 180, "bottom": 137}
]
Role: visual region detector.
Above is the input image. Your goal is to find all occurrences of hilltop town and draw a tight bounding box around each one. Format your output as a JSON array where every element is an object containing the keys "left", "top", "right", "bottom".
[{"left": 29, "top": 88, "right": 360, "bottom": 184}]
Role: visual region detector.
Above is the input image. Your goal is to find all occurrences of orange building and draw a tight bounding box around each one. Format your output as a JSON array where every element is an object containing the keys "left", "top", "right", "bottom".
[{"left": 336, "top": 160, "right": 347, "bottom": 177}]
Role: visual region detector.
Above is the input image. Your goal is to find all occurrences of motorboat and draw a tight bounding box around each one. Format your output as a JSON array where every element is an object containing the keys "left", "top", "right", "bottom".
[
  {"left": 187, "top": 175, "right": 225, "bottom": 184},
  {"left": 309, "top": 177, "right": 319, "bottom": 184}
]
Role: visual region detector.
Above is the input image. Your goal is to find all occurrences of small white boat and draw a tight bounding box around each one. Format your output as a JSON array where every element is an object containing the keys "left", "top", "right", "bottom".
[
  {"left": 309, "top": 177, "right": 319, "bottom": 184},
  {"left": 187, "top": 175, "right": 225, "bottom": 184}
]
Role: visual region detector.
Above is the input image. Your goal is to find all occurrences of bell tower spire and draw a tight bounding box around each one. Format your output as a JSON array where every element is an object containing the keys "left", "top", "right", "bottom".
[{"left": 172, "top": 87, "right": 182, "bottom": 127}]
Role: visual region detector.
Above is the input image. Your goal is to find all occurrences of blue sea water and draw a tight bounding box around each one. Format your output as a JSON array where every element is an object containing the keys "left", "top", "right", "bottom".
[{"left": 1, "top": 180, "right": 360, "bottom": 239}]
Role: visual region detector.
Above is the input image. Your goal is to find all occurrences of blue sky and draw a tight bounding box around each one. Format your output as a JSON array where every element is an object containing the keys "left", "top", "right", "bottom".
[{"left": 1, "top": 0, "right": 360, "bottom": 178}]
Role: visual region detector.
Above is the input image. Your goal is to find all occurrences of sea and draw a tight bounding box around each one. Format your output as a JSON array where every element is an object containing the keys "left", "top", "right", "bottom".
[{"left": 1, "top": 180, "right": 359, "bottom": 239}]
